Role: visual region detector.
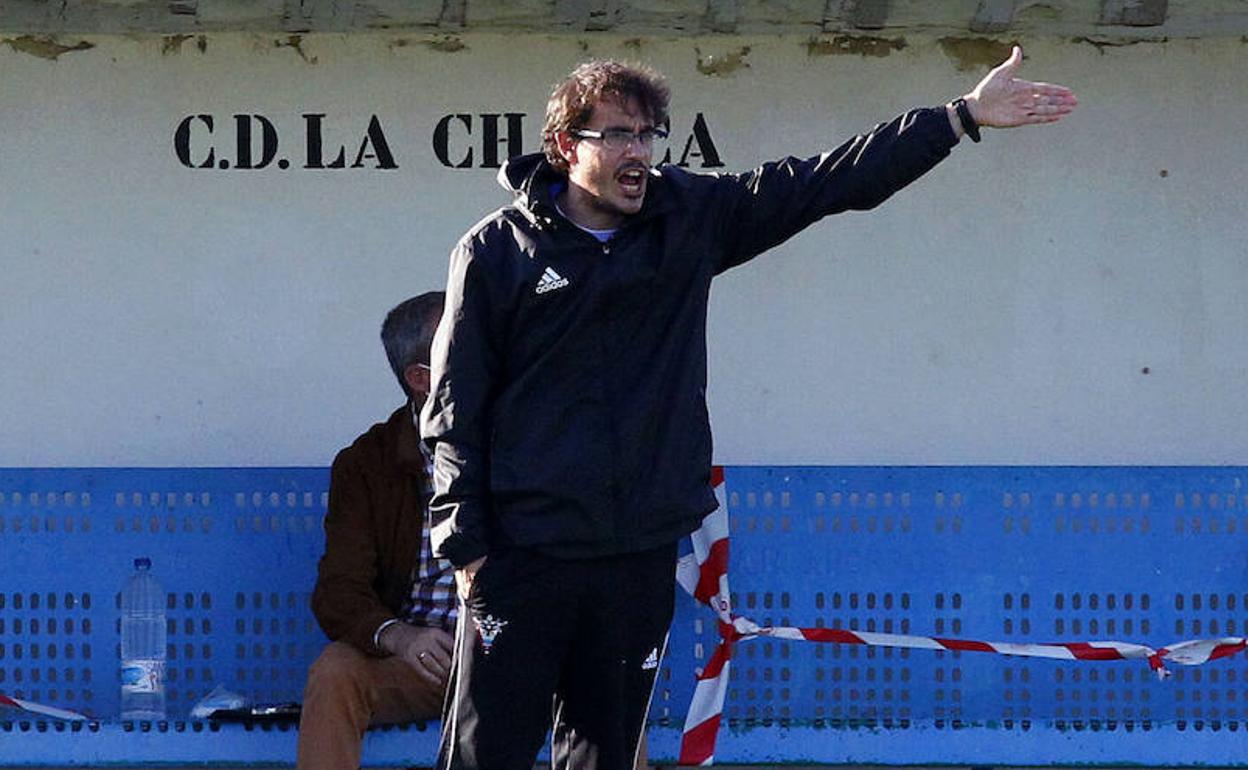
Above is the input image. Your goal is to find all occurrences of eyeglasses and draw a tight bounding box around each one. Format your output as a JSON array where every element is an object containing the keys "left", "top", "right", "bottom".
[{"left": 570, "top": 126, "right": 669, "bottom": 151}]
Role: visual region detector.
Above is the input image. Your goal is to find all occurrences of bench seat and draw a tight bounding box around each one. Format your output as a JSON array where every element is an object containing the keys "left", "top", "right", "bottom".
[{"left": 4, "top": 466, "right": 1248, "bottom": 766}]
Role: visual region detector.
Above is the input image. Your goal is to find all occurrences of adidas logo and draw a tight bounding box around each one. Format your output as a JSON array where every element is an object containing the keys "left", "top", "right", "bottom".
[
  {"left": 642, "top": 648, "right": 659, "bottom": 671},
  {"left": 535, "top": 266, "right": 569, "bottom": 294}
]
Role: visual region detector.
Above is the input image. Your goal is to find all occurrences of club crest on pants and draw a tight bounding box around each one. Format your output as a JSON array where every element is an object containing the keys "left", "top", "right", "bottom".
[{"left": 472, "top": 612, "right": 509, "bottom": 654}]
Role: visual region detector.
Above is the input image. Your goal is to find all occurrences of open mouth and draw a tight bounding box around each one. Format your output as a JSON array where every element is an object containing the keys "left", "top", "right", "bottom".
[{"left": 617, "top": 167, "right": 647, "bottom": 195}]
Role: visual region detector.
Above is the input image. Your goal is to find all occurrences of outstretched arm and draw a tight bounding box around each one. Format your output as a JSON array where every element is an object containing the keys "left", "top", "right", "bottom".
[
  {"left": 715, "top": 46, "right": 1077, "bottom": 271},
  {"left": 947, "top": 45, "right": 1078, "bottom": 137}
]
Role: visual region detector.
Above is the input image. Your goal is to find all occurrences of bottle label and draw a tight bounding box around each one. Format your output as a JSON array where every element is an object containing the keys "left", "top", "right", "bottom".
[{"left": 121, "top": 659, "right": 165, "bottom": 694}]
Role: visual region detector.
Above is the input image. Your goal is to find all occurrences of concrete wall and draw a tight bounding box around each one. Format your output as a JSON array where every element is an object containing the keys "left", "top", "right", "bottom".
[{"left": 1, "top": 32, "right": 1244, "bottom": 467}]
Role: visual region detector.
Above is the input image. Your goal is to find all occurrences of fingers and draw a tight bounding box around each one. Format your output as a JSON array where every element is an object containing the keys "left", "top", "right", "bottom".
[
  {"left": 1034, "top": 104, "right": 1075, "bottom": 117},
  {"left": 432, "top": 629, "right": 455, "bottom": 656},
  {"left": 424, "top": 643, "right": 452, "bottom": 674},
  {"left": 417, "top": 630, "right": 454, "bottom": 669},
  {"left": 1018, "top": 109, "right": 1071, "bottom": 126},
  {"left": 400, "top": 646, "right": 440, "bottom": 684},
  {"left": 992, "top": 44, "right": 1023, "bottom": 75},
  {"left": 405, "top": 645, "right": 451, "bottom": 686},
  {"left": 970, "top": 51, "right": 1076, "bottom": 128},
  {"left": 1003, "top": 84, "right": 1075, "bottom": 123},
  {"left": 1025, "top": 80, "right": 1075, "bottom": 96},
  {"left": 1018, "top": 81, "right": 1078, "bottom": 105},
  {"left": 1025, "top": 94, "right": 1076, "bottom": 119},
  {"left": 419, "top": 646, "right": 451, "bottom": 677},
  {"left": 391, "top": 626, "right": 456, "bottom": 686}
]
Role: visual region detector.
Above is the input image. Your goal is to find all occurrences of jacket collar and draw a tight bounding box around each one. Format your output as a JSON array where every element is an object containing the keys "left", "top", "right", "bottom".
[
  {"left": 498, "top": 152, "right": 674, "bottom": 231},
  {"left": 388, "top": 403, "right": 427, "bottom": 477}
]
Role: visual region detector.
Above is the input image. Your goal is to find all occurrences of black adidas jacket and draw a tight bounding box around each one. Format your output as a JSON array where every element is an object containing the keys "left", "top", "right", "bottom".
[{"left": 422, "top": 107, "right": 959, "bottom": 567}]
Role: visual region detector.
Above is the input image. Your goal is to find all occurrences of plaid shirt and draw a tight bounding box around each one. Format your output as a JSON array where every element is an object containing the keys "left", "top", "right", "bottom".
[{"left": 402, "top": 420, "right": 457, "bottom": 632}]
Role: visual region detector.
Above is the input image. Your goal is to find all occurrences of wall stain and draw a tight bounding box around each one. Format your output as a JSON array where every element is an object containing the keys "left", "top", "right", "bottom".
[
  {"left": 425, "top": 35, "right": 466, "bottom": 53},
  {"left": 2, "top": 35, "right": 94, "bottom": 61},
  {"left": 806, "top": 34, "right": 906, "bottom": 58},
  {"left": 1073, "top": 36, "right": 1167, "bottom": 54},
  {"left": 695, "top": 46, "right": 750, "bottom": 77},
  {"left": 938, "top": 37, "right": 1014, "bottom": 72},
  {"left": 161, "top": 34, "right": 194, "bottom": 55},
  {"left": 1016, "top": 2, "right": 1062, "bottom": 22},
  {"left": 274, "top": 34, "right": 316, "bottom": 63}
]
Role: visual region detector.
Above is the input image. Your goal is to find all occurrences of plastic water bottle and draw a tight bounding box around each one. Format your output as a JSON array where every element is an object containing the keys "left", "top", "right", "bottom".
[{"left": 120, "top": 557, "right": 166, "bottom": 720}]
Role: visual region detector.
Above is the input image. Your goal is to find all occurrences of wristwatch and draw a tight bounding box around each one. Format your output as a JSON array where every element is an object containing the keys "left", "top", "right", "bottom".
[{"left": 952, "top": 97, "right": 981, "bottom": 143}]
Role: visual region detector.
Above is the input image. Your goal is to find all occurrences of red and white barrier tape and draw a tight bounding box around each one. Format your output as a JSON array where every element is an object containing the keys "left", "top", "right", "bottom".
[
  {"left": 674, "top": 470, "right": 1248, "bottom": 766},
  {"left": 0, "top": 693, "right": 89, "bottom": 721}
]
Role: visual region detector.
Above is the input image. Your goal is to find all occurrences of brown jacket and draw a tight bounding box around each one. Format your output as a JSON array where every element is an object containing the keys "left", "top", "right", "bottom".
[{"left": 311, "top": 405, "right": 429, "bottom": 656}]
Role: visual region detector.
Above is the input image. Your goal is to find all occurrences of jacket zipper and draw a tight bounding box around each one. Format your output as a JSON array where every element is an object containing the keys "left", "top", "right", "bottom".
[{"left": 598, "top": 235, "right": 620, "bottom": 531}]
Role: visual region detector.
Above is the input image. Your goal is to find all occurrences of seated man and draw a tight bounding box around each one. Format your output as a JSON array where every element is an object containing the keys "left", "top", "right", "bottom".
[{"left": 297, "top": 292, "right": 453, "bottom": 770}]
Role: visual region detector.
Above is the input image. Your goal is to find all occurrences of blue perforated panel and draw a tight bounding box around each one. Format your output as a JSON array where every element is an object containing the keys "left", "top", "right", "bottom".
[
  {"left": 3, "top": 466, "right": 1248, "bottom": 766},
  {"left": 704, "top": 467, "right": 1248, "bottom": 730},
  {"left": 0, "top": 468, "right": 329, "bottom": 721}
]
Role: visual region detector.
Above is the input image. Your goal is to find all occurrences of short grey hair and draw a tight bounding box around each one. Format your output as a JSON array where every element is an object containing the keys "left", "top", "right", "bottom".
[{"left": 380, "top": 291, "right": 445, "bottom": 400}]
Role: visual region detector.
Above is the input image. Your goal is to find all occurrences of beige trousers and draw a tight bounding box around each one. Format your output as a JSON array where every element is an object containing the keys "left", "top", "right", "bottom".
[
  {"left": 295, "top": 640, "right": 650, "bottom": 770},
  {"left": 295, "top": 641, "right": 444, "bottom": 770}
]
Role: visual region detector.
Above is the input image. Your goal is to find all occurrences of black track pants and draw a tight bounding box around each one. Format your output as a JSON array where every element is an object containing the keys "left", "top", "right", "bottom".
[{"left": 438, "top": 543, "right": 676, "bottom": 770}]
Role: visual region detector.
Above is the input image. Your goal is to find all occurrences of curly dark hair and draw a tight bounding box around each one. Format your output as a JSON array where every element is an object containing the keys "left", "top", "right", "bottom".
[{"left": 541, "top": 60, "right": 670, "bottom": 174}]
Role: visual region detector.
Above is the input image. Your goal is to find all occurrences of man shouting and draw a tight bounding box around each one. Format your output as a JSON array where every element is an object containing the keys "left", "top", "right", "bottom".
[{"left": 423, "top": 50, "right": 1076, "bottom": 770}]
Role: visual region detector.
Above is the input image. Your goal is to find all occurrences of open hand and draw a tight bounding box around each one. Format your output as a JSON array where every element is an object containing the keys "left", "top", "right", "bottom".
[{"left": 965, "top": 45, "right": 1077, "bottom": 129}]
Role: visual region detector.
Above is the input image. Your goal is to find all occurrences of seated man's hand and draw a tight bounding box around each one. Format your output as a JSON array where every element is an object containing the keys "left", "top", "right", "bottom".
[{"left": 379, "top": 622, "right": 455, "bottom": 688}]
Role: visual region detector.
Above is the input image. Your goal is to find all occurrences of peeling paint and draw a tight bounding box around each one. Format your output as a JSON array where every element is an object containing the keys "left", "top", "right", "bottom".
[
  {"left": 161, "top": 34, "right": 194, "bottom": 56},
  {"left": 2, "top": 35, "right": 94, "bottom": 61},
  {"left": 1016, "top": 2, "right": 1062, "bottom": 22},
  {"left": 806, "top": 34, "right": 906, "bottom": 58},
  {"left": 695, "top": 46, "right": 750, "bottom": 77},
  {"left": 938, "top": 37, "right": 1014, "bottom": 72},
  {"left": 0, "top": 3, "right": 1245, "bottom": 38},
  {"left": 1072, "top": 35, "right": 1168, "bottom": 54},
  {"left": 274, "top": 34, "right": 316, "bottom": 64},
  {"left": 425, "top": 35, "right": 466, "bottom": 53}
]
